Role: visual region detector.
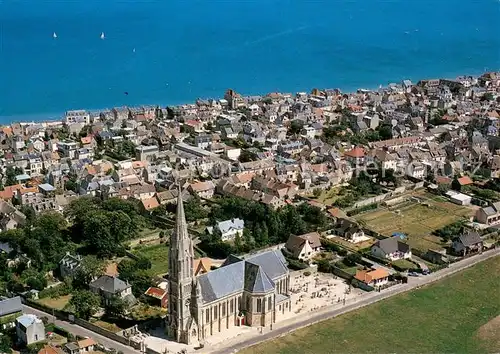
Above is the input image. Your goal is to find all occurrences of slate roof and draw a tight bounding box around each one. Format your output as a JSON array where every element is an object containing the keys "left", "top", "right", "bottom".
[
  {"left": 16, "top": 314, "right": 41, "bottom": 327},
  {"left": 0, "top": 296, "right": 22, "bottom": 316},
  {"left": 373, "top": 237, "right": 410, "bottom": 254},
  {"left": 243, "top": 250, "right": 288, "bottom": 281},
  {"left": 458, "top": 231, "right": 482, "bottom": 246},
  {"left": 198, "top": 249, "right": 288, "bottom": 304},
  {"left": 198, "top": 262, "right": 246, "bottom": 303},
  {"left": 89, "top": 275, "right": 130, "bottom": 294},
  {"left": 244, "top": 262, "right": 275, "bottom": 293}
]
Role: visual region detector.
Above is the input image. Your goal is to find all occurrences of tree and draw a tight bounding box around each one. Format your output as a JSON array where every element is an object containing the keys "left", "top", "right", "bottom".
[
  {"left": 239, "top": 149, "right": 257, "bottom": 163},
  {"left": 343, "top": 253, "right": 362, "bottom": 266},
  {"left": 312, "top": 188, "right": 322, "bottom": 198},
  {"left": 481, "top": 92, "right": 494, "bottom": 102},
  {"left": 288, "top": 120, "right": 304, "bottom": 135},
  {"left": 73, "top": 256, "right": 105, "bottom": 289},
  {"left": 451, "top": 176, "right": 461, "bottom": 192},
  {"left": 69, "top": 290, "right": 101, "bottom": 320},
  {"left": 4, "top": 166, "right": 17, "bottom": 186},
  {"left": 105, "top": 296, "right": 126, "bottom": 318}
]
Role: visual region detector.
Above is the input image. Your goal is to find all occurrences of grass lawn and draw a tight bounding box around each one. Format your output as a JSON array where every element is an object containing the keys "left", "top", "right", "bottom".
[
  {"left": 92, "top": 320, "right": 123, "bottom": 333},
  {"left": 241, "top": 256, "right": 500, "bottom": 354},
  {"left": 355, "top": 192, "right": 472, "bottom": 252},
  {"left": 310, "top": 187, "right": 345, "bottom": 206},
  {"left": 132, "top": 243, "right": 169, "bottom": 276},
  {"left": 37, "top": 295, "right": 72, "bottom": 311},
  {"left": 392, "top": 259, "right": 416, "bottom": 270}
]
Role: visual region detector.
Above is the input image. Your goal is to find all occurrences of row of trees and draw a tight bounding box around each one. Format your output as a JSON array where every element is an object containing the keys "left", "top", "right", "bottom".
[{"left": 200, "top": 197, "right": 329, "bottom": 258}]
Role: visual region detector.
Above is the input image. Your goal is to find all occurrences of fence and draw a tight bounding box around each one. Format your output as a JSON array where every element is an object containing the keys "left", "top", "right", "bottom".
[
  {"left": 351, "top": 278, "right": 374, "bottom": 292},
  {"left": 23, "top": 298, "right": 139, "bottom": 351}
]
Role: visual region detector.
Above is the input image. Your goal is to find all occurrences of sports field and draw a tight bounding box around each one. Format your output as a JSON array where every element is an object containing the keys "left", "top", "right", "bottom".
[
  {"left": 355, "top": 193, "right": 472, "bottom": 252},
  {"left": 241, "top": 256, "right": 500, "bottom": 354}
]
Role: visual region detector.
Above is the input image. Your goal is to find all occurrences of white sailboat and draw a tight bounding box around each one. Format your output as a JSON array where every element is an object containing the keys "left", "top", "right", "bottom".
[
  {"left": 100, "top": 32, "right": 105, "bottom": 40},
  {"left": 53, "top": 32, "right": 58, "bottom": 39}
]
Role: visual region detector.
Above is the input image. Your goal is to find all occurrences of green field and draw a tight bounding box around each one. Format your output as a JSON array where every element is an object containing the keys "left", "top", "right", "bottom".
[
  {"left": 355, "top": 193, "right": 472, "bottom": 252},
  {"left": 241, "top": 256, "right": 500, "bottom": 354},
  {"left": 132, "top": 243, "right": 169, "bottom": 276}
]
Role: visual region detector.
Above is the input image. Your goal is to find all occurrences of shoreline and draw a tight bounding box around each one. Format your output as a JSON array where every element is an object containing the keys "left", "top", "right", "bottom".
[{"left": 0, "top": 69, "right": 492, "bottom": 126}]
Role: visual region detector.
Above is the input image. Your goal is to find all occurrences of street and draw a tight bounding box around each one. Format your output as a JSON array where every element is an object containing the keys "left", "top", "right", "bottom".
[
  {"left": 22, "top": 305, "right": 140, "bottom": 354},
  {"left": 213, "top": 249, "right": 500, "bottom": 354},
  {"left": 20, "top": 249, "right": 499, "bottom": 354}
]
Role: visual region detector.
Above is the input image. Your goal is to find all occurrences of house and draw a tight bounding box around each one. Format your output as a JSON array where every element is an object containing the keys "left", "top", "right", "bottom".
[
  {"left": 344, "top": 147, "right": 365, "bottom": 166},
  {"left": 76, "top": 338, "right": 97, "bottom": 353},
  {"left": 144, "top": 287, "right": 168, "bottom": 308},
  {"left": 354, "top": 268, "right": 389, "bottom": 288},
  {"left": 0, "top": 200, "right": 26, "bottom": 231},
  {"left": 59, "top": 252, "right": 83, "bottom": 278},
  {"left": 475, "top": 201, "right": 500, "bottom": 225},
  {"left": 0, "top": 296, "right": 23, "bottom": 329},
  {"left": 371, "top": 238, "right": 411, "bottom": 261},
  {"left": 135, "top": 145, "right": 159, "bottom": 162},
  {"left": 451, "top": 231, "right": 483, "bottom": 256},
  {"left": 89, "top": 275, "right": 136, "bottom": 307},
  {"left": 335, "top": 218, "right": 366, "bottom": 243},
  {"left": 188, "top": 181, "right": 215, "bottom": 199},
  {"left": 284, "top": 232, "right": 322, "bottom": 262},
  {"left": 64, "top": 342, "right": 80, "bottom": 354},
  {"left": 16, "top": 314, "right": 45, "bottom": 345},
  {"left": 37, "top": 344, "right": 64, "bottom": 354},
  {"left": 207, "top": 218, "right": 245, "bottom": 241}
]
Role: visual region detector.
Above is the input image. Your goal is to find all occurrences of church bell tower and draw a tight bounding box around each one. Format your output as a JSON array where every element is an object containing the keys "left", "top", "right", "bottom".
[{"left": 167, "top": 188, "right": 195, "bottom": 344}]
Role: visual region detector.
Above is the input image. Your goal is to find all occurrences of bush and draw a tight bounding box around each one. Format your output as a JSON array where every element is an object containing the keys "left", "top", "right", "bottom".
[
  {"left": 338, "top": 249, "right": 348, "bottom": 257},
  {"left": 347, "top": 203, "right": 378, "bottom": 216},
  {"left": 286, "top": 258, "right": 309, "bottom": 270}
]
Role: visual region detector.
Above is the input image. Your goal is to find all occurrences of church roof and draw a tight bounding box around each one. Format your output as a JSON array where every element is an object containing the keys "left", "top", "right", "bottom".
[
  {"left": 197, "top": 249, "right": 288, "bottom": 304},
  {"left": 198, "top": 261, "right": 245, "bottom": 303},
  {"left": 243, "top": 250, "right": 288, "bottom": 281},
  {"left": 244, "top": 262, "right": 275, "bottom": 293}
]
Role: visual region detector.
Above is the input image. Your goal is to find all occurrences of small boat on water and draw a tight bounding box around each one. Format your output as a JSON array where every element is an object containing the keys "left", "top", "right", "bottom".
[
  {"left": 100, "top": 32, "right": 105, "bottom": 40},
  {"left": 53, "top": 32, "right": 57, "bottom": 39}
]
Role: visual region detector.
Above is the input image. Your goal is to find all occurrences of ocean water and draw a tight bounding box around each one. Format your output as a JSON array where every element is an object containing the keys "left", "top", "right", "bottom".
[{"left": 0, "top": 0, "right": 499, "bottom": 122}]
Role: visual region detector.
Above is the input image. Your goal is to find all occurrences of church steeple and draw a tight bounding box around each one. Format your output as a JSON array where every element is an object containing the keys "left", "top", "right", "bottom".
[{"left": 167, "top": 186, "right": 196, "bottom": 344}]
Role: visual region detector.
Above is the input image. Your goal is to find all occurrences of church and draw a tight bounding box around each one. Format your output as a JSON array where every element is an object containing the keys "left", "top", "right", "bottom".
[{"left": 167, "top": 190, "right": 292, "bottom": 345}]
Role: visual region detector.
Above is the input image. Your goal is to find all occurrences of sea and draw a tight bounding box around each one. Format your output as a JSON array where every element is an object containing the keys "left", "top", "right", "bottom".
[{"left": 0, "top": 0, "right": 499, "bottom": 123}]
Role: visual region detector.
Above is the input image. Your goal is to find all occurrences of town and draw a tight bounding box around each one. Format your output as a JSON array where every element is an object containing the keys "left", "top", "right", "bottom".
[{"left": 0, "top": 72, "right": 500, "bottom": 354}]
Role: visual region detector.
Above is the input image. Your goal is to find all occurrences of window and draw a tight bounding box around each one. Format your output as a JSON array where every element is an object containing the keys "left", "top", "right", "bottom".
[
  {"left": 238, "top": 297, "right": 242, "bottom": 310},
  {"left": 230, "top": 299, "right": 234, "bottom": 313},
  {"left": 214, "top": 306, "right": 218, "bottom": 320},
  {"left": 222, "top": 303, "right": 226, "bottom": 316},
  {"left": 268, "top": 296, "right": 272, "bottom": 311},
  {"left": 206, "top": 310, "right": 209, "bottom": 322},
  {"left": 256, "top": 298, "right": 262, "bottom": 312},
  {"left": 262, "top": 298, "right": 266, "bottom": 313}
]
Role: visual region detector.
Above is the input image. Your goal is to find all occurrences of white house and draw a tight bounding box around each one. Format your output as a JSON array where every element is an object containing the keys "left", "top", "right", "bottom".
[
  {"left": 16, "top": 314, "right": 45, "bottom": 345},
  {"left": 207, "top": 218, "right": 245, "bottom": 241},
  {"left": 371, "top": 238, "right": 411, "bottom": 261},
  {"left": 284, "top": 232, "right": 322, "bottom": 262}
]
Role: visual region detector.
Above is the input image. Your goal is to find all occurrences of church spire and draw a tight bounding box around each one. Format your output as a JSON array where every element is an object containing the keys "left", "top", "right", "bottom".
[
  {"left": 170, "top": 185, "right": 194, "bottom": 280},
  {"left": 167, "top": 185, "right": 196, "bottom": 343}
]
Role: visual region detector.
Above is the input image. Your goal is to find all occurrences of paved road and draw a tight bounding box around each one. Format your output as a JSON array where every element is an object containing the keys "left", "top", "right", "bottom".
[
  {"left": 22, "top": 305, "right": 140, "bottom": 354},
  {"left": 214, "top": 249, "right": 500, "bottom": 354}
]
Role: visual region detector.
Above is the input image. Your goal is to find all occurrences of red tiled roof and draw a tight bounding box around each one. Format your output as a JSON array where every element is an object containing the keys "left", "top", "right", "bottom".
[
  {"left": 457, "top": 176, "right": 473, "bottom": 186},
  {"left": 145, "top": 287, "right": 167, "bottom": 299},
  {"left": 345, "top": 147, "right": 365, "bottom": 158}
]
